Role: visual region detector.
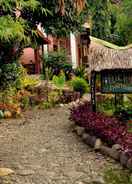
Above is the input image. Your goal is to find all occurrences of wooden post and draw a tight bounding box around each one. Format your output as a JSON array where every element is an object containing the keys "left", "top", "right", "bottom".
[
  {"left": 114, "top": 93, "right": 117, "bottom": 111},
  {"left": 34, "top": 48, "right": 41, "bottom": 74},
  {"left": 91, "top": 71, "right": 96, "bottom": 112}
]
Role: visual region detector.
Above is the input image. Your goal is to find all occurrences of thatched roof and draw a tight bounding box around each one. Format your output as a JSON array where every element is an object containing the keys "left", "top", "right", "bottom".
[{"left": 88, "top": 37, "right": 132, "bottom": 71}]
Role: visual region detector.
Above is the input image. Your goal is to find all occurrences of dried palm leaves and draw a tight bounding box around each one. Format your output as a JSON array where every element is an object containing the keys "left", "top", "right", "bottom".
[{"left": 58, "top": 0, "right": 86, "bottom": 15}]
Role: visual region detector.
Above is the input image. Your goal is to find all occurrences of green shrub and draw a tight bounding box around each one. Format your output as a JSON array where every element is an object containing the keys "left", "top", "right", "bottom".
[
  {"left": 74, "top": 65, "right": 87, "bottom": 80},
  {"left": 52, "top": 72, "right": 65, "bottom": 90},
  {"left": 70, "top": 77, "right": 89, "bottom": 96},
  {"left": 97, "top": 94, "right": 115, "bottom": 115},
  {"left": 48, "top": 91, "right": 59, "bottom": 106},
  {"left": 21, "top": 96, "right": 30, "bottom": 110},
  {"left": 42, "top": 50, "right": 73, "bottom": 80},
  {"left": 39, "top": 101, "right": 53, "bottom": 109},
  {"left": 0, "top": 63, "right": 22, "bottom": 90},
  {"left": 40, "top": 67, "right": 54, "bottom": 80}
]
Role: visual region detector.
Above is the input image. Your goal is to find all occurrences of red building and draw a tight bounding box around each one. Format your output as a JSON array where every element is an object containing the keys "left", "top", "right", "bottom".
[
  {"left": 20, "top": 24, "right": 91, "bottom": 74},
  {"left": 20, "top": 28, "right": 50, "bottom": 74}
]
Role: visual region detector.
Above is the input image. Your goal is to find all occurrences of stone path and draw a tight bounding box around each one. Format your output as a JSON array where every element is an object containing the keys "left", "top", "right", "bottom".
[{"left": 0, "top": 106, "right": 120, "bottom": 184}]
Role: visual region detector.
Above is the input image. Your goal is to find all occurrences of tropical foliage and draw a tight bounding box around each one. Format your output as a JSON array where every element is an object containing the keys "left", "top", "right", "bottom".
[
  {"left": 70, "top": 77, "right": 89, "bottom": 96},
  {"left": 42, "top": 50, "right": 73, "bottom": 80},
  {"left": 87, "top": 0, "right": 132, "bottom": 45},
  {"left": 0, "top": 0, "right": 87, "bottom": 89},
  {"left": 113, "top": 0, "right": 132, "bottom": 45},
  {"left": 70, "top": 102, "right": 132, "bottom": 157}
]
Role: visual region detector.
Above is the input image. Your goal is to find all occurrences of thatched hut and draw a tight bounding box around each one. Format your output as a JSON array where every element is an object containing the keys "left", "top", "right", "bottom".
[{"left": 88, "top": 37, "right": 132, "bottom": 72}]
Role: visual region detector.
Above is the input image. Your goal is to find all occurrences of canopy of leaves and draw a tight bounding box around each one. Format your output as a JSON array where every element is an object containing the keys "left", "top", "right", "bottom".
[
  {"left": 114, "top": 0, "right": 132, "bottom": 45},
  {"left": 90, "top": 0, "right": 111, "bottom": 41},
  {"left": 0, "top": 16, "right": 29, "bottom": 43},
  {"left": 0, "top": 0, "right": 87, "bottom": 64},
  {"left": 0, "top": 0, "right": 87, "bottom": 42},
  {"left": 87, "top": 0, "right": 132, "bottom": 46},
  {"left": 21, "top": 0, "right": 88, "bottom": 36}
]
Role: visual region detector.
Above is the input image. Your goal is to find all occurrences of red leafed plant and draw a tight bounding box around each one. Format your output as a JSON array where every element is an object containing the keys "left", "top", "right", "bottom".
[{"left": 70, "top": 102, "right": 132, "bottom": 156}]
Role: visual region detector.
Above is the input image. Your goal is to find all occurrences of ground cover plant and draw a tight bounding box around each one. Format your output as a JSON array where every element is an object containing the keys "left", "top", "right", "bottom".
[
  {"left": 70, "top": 77, "right": 90, "bottom": 96},
  {"left": 96, "top": 94, "right": 115, "bottom": 116},
  {"left": 104, "top": 168, "right": 132, "bottom": 184},
  {"left": 0, "top": 68, "right": 82, "bottom": 113},
  {"left": 74, "top": 65, "right": 89, "bottom": 81},
  {"left": 0, "top": 66, "right": 40, "bottom": 118},
  {"left": 96, "top": 93, "right": 132, "bottom": 120},
  {"left": 70, "top": 102, "right": 132, "bottom": 157}
]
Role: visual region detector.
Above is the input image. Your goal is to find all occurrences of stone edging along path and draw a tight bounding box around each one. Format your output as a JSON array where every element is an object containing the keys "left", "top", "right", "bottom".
[{"left": 73, "top": 124, "right": 132, "bottom": 170}]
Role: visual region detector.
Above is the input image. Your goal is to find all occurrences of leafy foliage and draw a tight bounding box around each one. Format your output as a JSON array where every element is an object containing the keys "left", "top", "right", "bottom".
[
  {"left": 116, "top": 1, "right": 132, "bottom": 45},
  {"left": 87, "top": 0, "right": 132, "bottom": 45},
  {"left": 70, "top": 102, "right": 132, "bottom": 157},
  {"left": 104, "top": 168, "right": 132, "bottom": 184},
  {"left": 0, "top": 16, "right": 29, "bottom": 43},
  {"left": 74, "top": 65, "right": 88, "bottom": 80},
  {"left": 52, "top": 73, "right": 65, "bottom": 89},
  {"left": 43, "top": 50, "right": 73, "bottom": 79},
  {"left": 0, "top": 63, "right": 22, "bottom": 89},
  {"left": 35, "top": 0, "right": 88, "bottom": 36},
  {"left": 70, "top": 77, "right": 89, "bottom": 96},
  {"left": 88, "top": 0, "right": 111, "bottom": 41},
  {"left": 0, "top": 0, "right": 87, "bottom": 42}
]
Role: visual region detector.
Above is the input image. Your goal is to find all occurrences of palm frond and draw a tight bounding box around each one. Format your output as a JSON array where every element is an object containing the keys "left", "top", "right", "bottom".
[
  {"left": 0, "top": 15, "right": 30, "bottom": 43},
  {"left": 0, "top": 0, "right": 40, "bottom": 11},
  {"left": 58, "top": 0, "right": 86, "bottom": 15}
]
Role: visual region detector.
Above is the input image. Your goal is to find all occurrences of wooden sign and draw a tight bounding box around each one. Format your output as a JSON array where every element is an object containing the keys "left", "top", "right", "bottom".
[{"left": 101, "top": 69, "right": 132, "bottom": 93}]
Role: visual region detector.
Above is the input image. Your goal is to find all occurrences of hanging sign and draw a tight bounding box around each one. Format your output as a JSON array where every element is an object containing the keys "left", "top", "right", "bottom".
[{"left": 101, "top": 69, "right": 132, "bottom": 93}]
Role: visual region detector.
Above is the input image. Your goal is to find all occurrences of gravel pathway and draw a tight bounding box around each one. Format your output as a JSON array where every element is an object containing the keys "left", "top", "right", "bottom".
[{"left": 0, "top": 106, "right": 120, "bottom": 184}]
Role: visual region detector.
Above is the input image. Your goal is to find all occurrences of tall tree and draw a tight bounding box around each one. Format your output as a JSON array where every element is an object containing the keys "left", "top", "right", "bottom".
[
  {"left": 87, "top": 0, "right": 111, "bottom": 41},
  {"left": 115, "top": 0, "right": 132, "bottom": 45},
  {"left": 0, "top": 0, "right": 87, "bottom": 63}
]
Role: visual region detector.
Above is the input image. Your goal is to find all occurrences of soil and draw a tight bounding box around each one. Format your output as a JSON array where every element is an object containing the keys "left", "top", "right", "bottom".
[{"left": 0, "top": 105, "right": 121, "bottom": 184}]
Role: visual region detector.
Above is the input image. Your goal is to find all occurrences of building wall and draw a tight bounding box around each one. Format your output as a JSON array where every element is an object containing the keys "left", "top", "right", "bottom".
[
  {"left": 19, "top": 30, "right": 90, "bottom": 74},
  {"left": 20, "top": 48, "right": 35, "bottom": 65},
  {"left": 46, "top": 34, "right": 79, "bottom": 68},
  {"left": 20, "top": 47, "right": 42, "bottom": 74}
]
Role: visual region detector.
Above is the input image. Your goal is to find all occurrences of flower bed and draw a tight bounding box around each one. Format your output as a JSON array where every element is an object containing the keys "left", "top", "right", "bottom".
[{"left": 70, "top": 102, "right": 132, "bottom": 169}]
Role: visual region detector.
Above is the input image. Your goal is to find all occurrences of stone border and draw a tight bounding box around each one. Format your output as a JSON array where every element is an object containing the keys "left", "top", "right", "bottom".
[{"left": 73, "top": 124, "right": 132, "bottom": 170}]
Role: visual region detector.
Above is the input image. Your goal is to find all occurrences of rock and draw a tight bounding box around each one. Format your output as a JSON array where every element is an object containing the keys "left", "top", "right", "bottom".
[
  {"left": 39, "top": 148, "right": 48, "bottom": 153},
  {"left": 112, "top": 144, "right": 122, "bottom": 151},
  {"left": 59, "top": 104, "right": 64, "bottom": 107},
  {"left": 75, "top": 126, "right": 85, "bottom": 136},
  {"left": 82, "top": 133, "right": 89, "bottom": 141},
  {"left": 82, "top": 133, "right": 96, "bottom": 147},
  {"left": 75, "top": 182, "right": 85, "bottom": 184},
  {"left": 17, "top": 169, "right": 35, "bottom": 176},
  {"left": 0, "top": 168, "right": 14, "bottom": 176},
  {"left": 127, "top": 158, "right": 132, "bottom": 170},
  {"left": 94, "top": 139, "right": 102, "bottom": 150},
  {"left": 100, "top": 145, "right": 120, "bottom": 160},
  {"left": 120, "top": 152, "right": 130, "bottom": 167},
  {"left": 91, "top": 177, "right": 105, "bottom": 184}
]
